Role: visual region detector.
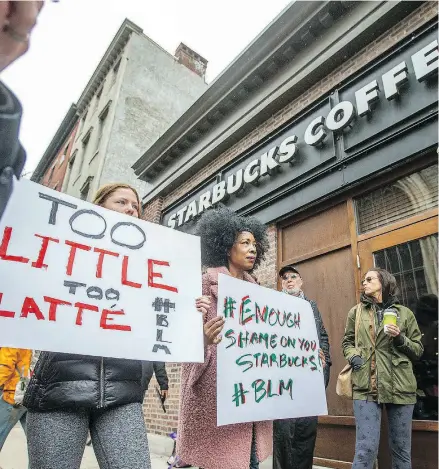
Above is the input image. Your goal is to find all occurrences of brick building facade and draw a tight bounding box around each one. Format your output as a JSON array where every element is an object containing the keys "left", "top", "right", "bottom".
[
  {"left": 33, "top": 20, "right": 208, "bottom": 203},
  {"left": 31, "top": 105, "right": 79, "bottom": 190},
  {"left": 136, "top": 2, "right": 438, "bottom": 467}
]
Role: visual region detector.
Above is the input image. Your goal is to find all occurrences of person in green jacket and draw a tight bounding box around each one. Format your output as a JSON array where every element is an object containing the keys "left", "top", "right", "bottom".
[{"left": 342, "top": 268, "right": 423, "bottom": 469}]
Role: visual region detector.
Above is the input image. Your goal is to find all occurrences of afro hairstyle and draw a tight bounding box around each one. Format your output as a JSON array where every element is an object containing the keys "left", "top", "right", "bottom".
[{"left": 196, "top": 205, "right": 269, "bottom": 270}]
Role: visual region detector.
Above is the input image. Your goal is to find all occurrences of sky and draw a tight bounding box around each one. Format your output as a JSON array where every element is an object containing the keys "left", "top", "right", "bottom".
[{"left": 2, "top": 0, "right": 293, "bottom": 176}]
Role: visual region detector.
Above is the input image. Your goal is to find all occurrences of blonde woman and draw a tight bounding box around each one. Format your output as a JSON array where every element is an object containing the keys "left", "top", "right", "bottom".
[{"left": 24, "top": 184, "right": 152, "bottom": 469}]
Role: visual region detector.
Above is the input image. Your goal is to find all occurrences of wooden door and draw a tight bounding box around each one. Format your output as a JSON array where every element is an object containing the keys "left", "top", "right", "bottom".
[
  {"left": 293, "top": 248, "right": 358, "bottom": 467},
  {"left": 279, "top": 202, "right": 359, "bottom": 468}
]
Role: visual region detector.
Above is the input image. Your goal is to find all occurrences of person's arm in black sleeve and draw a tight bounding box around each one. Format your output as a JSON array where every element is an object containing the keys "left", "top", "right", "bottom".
[
  {"left": 315, "top": 303, "right": 331, "bottom": 389},
  {"left": 153, "top": 362, "right": 169, "bottom": 390},
  {"left": 0, "top": 81, "right": 26, "bottom": 221}
]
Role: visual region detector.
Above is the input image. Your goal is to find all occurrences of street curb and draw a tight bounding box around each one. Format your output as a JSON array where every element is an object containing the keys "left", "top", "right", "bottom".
[{"left": 146, "top": 433, "right": 329, "bottom": 468}]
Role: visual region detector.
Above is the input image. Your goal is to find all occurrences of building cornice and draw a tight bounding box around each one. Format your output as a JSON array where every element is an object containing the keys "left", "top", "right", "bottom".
[
  {"left": 76, "top": 19, "right": 142, "bottom": 115},
  {"left": 31, "top": 104, "right": 78, "bottom": 182},
  {"left": 133, "top": 1, "right": 424, "bottom": 204},
  {"left": 132, "top": 1, "right": 352, "bottom": 181}
]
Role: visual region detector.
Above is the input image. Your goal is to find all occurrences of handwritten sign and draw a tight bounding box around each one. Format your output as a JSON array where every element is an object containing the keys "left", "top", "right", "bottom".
[
  {"left": 0, "top": 179, "right": 203, "bottom": 362},
  {"left": 217, "top": 274, "right": 327, "bottom": 426}
]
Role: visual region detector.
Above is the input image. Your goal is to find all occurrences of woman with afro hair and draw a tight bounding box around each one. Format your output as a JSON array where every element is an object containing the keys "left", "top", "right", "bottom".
[{"left": 176, "top": 206, "right": 272, "bottom": 469}]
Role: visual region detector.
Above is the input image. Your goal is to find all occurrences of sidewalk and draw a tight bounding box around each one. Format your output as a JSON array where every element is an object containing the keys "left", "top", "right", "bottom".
[
  {"left": 1, "top": 425, "right": 328, "bottom": 469},
  {"left": 0, "top": 426, "right": 274, "bottom": 469},
  {"left": 0, "top": 425, "right": 171, "bottom": 469}
]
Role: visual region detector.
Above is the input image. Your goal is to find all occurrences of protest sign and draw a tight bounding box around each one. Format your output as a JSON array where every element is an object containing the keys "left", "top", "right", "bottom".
[
  {"left": 0, "top": 179, "right": 203, "bottom": 362},
  {"left": 217, "top": 274, "right": 328, "bottom": 426}
]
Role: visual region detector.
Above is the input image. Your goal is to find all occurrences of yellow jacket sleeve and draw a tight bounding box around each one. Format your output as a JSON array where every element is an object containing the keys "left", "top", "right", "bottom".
[
  {"left": 16, "top": 349, "right": 32, "bottom": 378},
  {"left": 0, "top": 347, "right": 18, "bottom": 388}
]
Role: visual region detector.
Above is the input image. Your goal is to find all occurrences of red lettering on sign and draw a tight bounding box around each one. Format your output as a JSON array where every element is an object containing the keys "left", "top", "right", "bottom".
[
  {"left": 32, "top": 234, "right": 60, "bottom": 269},
  {"left": 0, "top": 292, "right": 15, "bottom": 318},
  {"left": 21, "top": 297, "right": 44, "bottom": 320},
  {"left": 74, "top": 302, "right": 99, "bottom": 326},
  {"left": 122, "top": 256, "right": 142, "bottom": 289},
  {"left": 44, "top": 296, "right": 72, "bottom": 321},
  {"left": 0, "top": 227, "right": 29, "bottom": 264},
  {"left": 100, "top": 308, "right": 132, "bottom": 332},
  {"left": 65, "top": 241, "right": 92, "bottom": 276},
  {"left": 94, "top": 247, "right": 119, "bottom": 278},
  {"left": 147, "top": 259, "right": 178, "bottom": 293}
]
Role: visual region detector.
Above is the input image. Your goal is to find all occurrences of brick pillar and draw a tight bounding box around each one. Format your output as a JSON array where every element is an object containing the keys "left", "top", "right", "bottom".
[
  {"left": 143, "top": 363, "right": 181, "bottom": 436},
  {"left": 254, "top": 224, "right": 278, "bottom": 289},
  {"left": 142, "top": 197, "right": 163, "bottom": 223}
]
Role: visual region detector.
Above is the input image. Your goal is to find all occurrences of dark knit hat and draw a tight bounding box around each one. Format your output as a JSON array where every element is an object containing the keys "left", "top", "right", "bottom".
[{"left": 279, "top": 264, "right": 300, "bottom": 278}]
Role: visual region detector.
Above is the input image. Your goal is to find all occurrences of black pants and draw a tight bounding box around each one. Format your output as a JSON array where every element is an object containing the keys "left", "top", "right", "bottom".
[{"left": 273, "top": 417, "right": 318, "bottom": 469}]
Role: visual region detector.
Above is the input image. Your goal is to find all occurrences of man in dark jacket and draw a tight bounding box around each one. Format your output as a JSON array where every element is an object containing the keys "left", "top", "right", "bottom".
[
  {"left": 273, "top": 265, "right": 331, "bottom": 469},
  {"left": 0, "top": 80, "right": 26, "bottom": 220},
  {"left": 141, "top": 361, "right": 169, "bottom": 400},
  {"left": 0, "top": 2, "right": 44, "bottom": 220}
]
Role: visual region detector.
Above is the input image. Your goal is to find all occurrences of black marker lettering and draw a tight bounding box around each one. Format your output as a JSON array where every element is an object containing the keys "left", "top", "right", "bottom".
[
  {"left": 156, "top": 314, "right": 169, "bottom": 328},
  {"left": 87, "top": 286, "right": 103, "bottom": 300},
  {"left": 156, "top": 329, "right": 172, "bottom": 343},
  {"left": 110, "top": 222, "right": 146, "bottom": 250},
  {"left": 63, "top": 280, "right": 87, "bottom": 295},
  {"left": 152, "top": 344, "right": 171, "bottom": 354},
  {"left": 105, "top": 288, "right": 120, "bottom": 301},
  {"left": 69, "top": 210, "right": 107, "bottom": 239},
  {"left": 39, "top": 193, "right": 77, "bottom": 225}
]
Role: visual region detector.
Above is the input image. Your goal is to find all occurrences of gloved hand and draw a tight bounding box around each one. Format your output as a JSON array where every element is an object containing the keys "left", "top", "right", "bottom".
[
  {"left": 350, "top": 355, "right": 365, "bottom": 371},
  {"left": 393, "top": 333, "right": 405, "bottom": 346}
]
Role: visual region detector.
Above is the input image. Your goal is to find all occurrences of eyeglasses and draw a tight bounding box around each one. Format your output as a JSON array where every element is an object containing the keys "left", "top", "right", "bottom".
[
  {"left": 362, "top": 276, "right": 379, "bottom": 284},
  {"left": 282, "top": 273, "right": 300, "bottom": 281}
]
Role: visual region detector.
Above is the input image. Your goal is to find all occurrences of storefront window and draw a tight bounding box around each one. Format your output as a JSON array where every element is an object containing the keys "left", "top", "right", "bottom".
[
  {"left": 355, "top": 164, "right": 438, "bottom": 234},
  {"left": 374, "top": 234, "right": 438, "bottom": 421}
]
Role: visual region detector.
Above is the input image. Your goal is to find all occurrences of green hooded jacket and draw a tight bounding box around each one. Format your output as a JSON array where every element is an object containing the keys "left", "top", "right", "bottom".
[{"left": 342, "top": 300, "right": 423, "bottom": 404}]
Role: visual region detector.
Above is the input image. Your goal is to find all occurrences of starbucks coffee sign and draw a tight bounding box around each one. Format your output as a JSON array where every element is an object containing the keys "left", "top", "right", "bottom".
[{"left": 165, "top": 39, "right": 438, "bottom": 229}]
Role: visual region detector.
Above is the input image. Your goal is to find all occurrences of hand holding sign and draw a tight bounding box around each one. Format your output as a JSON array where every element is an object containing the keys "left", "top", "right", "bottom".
[
  {"left": 204, "top": 316, "right": 225, "bottom": 345},
  {"left": 196, "top": 295, "right": 211, "bottom": 316},
  {"left": 196, "top": 295, "right": 225, "bottom": 345}
]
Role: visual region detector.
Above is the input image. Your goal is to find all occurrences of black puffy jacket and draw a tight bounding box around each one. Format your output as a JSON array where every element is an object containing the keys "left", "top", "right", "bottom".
[
  {"left": 24, "top": 352, "right": 143, "bottom": 411},
  {"left": 0, "top": 81, "right": 26, "bottom": 221}
]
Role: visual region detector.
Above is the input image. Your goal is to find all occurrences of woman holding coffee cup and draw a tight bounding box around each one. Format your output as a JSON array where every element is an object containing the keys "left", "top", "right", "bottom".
[{"left": 342, "top": 268, "right": 423, "bottom": 469}]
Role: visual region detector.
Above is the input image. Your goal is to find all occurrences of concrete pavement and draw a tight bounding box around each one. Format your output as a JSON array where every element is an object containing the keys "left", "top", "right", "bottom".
[
  {"left": 0, "top": 425, "right": 274, "bottom": 469},
  {"left": 0, "top": 425, "right": 171, "bottom": 469}
]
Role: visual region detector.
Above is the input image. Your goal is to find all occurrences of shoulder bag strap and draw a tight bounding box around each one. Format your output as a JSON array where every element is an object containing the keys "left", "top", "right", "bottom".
[{"left": 354, "top": 303, "right": 362, "bottom": 349}]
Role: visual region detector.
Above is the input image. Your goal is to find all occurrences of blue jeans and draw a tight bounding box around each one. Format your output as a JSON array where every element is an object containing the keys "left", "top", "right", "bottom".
[
  {"left": 0, "top": 396, "right": 27, "bottom": 451},
  {"left": 352, "top": 400, "right": 414, "bottom": 469}
]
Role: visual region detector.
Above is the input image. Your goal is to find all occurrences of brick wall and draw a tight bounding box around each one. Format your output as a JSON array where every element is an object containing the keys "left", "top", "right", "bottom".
[
  {"left": 140, "top": 2, "right": 437, "bottom": 435},
  {"left": 142, "top": 196, "right": 163, "bottom": 223},
  {"left": 40, "top": 122, "right": 79, "bottom": 191},
  {"left": 143, "top": 364, "right": 181, "bottom": 436},
  {"left": 254, "top": 224, "right": 278, "bottom": 290}
]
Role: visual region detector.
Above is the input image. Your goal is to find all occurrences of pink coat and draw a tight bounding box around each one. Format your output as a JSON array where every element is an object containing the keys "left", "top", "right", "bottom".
[{"left": 176, "top": 267, "right": 273, "bottom": 469}]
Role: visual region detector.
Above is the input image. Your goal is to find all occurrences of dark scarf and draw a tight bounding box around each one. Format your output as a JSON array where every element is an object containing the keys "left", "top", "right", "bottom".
[{"left": 361, "top": 293, "right": 399, "bottom": 324}]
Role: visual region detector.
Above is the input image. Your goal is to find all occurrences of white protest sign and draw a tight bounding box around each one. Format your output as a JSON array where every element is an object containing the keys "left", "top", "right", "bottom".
[
  {"left": 0, "top": 179, "right": 203, "bottom": 362},
  {"left": 217, "top": 274, "right": 328, "bottom": 426}
]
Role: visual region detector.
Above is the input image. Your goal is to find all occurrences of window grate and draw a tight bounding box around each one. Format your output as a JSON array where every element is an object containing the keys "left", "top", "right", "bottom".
[{"left": 355, "top": 165, "right": 438, "bottom": 234}]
